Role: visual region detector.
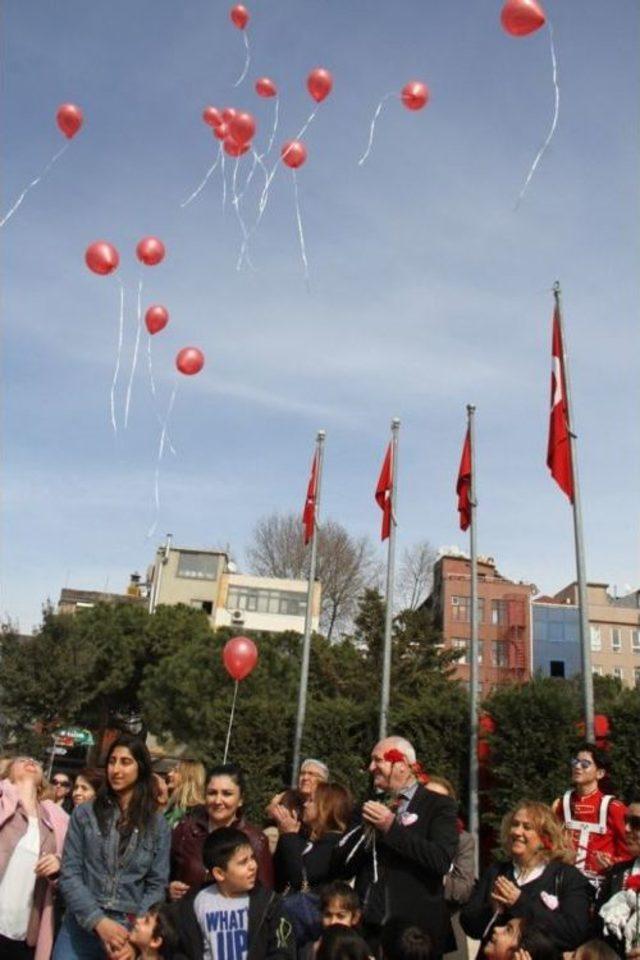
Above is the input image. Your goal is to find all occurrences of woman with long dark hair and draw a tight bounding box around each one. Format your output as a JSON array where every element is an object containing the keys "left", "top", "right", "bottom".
[{"left": 53, "top": 735, "right": 171, "bottom": 960}]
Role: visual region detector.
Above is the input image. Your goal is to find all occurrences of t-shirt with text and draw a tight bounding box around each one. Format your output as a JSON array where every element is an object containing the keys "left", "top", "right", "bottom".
[{"left": 195, "top": 884, "right": 251, "bottom": 960}]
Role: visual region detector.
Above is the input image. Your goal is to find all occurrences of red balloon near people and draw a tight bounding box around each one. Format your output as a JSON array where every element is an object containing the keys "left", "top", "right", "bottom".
[
  {"left": 500, "top": 0, "right": 546, "bottom": 36},
  {"left": 307, "top": 68, "right": 333, "bottom": 103},
  {"left": 56, "top": 103, "right": 83, "bottom": 139},
  {"left": 223, "top": 636, "right": 258, "bottom": 681},
  {"left": 255, "top": 77, "right": 277, "bottom": 98},
  {"left": 136, "top": 236, "right": 165, "bottom": 267},
  {"left": 203, "top": 106, "right": 223, "bottom": 128},
  {"left": 230, "top": 4, "right": 249, "bottom": 29},
  {"left": 176, "top": 347, "right": 205, "bottom": 376},
  {"left": 401, "top": 81, "right": 430, "bottom": 111},
  {"left": 85, "top": 241, "right": 119, "bottom": 276},
  {"left": 229, "top": 111, "right": 256, "bottom": 144},
  {"left": 281, "top": 140, "right": 307, "bottom": 169},
  {"left": 145, "top": 305, "right": 169, "bottom": 335}
]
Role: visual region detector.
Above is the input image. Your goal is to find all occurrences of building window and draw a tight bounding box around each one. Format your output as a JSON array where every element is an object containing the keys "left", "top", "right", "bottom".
[
  {"left": 226, "top": 585, "right": 307, "bottom": 617},
  {"left": 191, "top": 599, "right": 213, "bottom": 615},
  {"left": 491, "top": 600, "right": 508, "bottom": 625},
  {"left": 492, "top": 640, "right": 509, "bottom": 668},
  {"left": 592, "top": 664, "right": 603, "bottom": 676},
  {"left": 613, "top": 666, "right": 624, "bottom": 682},
  {"left": 451, "top": 596, "right": 485, "bottom": 623},
  {"left": 451, "top": 639, "right": 467, "bottom": 664},
  {"left": 632, "top": 629, "right": 640, "bottom": 654},
  {"left": 177, "top": 551, "right": 218, "bottom": 580},
  {"left": 590, "top": 626, "right": 602, "bottom": 651},
  {"left": 550, "top": 660, "right": 566, "bottom": 678},
  {"left": 611, "top": 628, "right": 622, "bottom": 653}
]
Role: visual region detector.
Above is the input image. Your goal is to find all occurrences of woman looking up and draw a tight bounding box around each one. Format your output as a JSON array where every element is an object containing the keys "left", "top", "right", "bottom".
[{"left": 53, "top": 735, "right": 170, "bottom": 960}]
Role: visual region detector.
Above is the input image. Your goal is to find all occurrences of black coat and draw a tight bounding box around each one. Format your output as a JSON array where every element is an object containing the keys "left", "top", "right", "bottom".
[
  {"left": 595, "top": 858, "right": 638, "bottom": 957},
  {"left": 274, "top": 830, "right": 342, "bottom": 893},
  {"left": 332, "top": 784, "right": 458, "bottom": 953},
  {"left": 460, "top": 859, "right": 593, "bottom": 953},
  {"left": 171, "top": 884, "right": 296, "bottom": 960}
]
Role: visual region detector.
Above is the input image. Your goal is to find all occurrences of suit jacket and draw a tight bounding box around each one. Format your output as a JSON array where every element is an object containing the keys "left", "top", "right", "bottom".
[
  {"left": 332, "top": 783, "right": 458, "bottom": 953},
  {"left": 595, "top": 858, "right": 639, "bottom": 957}
]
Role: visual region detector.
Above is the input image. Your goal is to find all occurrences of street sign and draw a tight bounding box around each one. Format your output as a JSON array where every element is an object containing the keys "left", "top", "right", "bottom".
[{"left": 52, "top": 726, "right": 95, "bottom": 747}]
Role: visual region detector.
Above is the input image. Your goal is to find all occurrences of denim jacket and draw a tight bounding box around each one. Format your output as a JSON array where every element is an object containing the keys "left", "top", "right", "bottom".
[{"left": 58, "top": 798, "right": 171, "bottom": 932}]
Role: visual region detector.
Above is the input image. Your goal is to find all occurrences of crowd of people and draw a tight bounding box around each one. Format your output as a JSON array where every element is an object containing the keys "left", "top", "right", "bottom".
[{"left": 0, "top": 735, "right": 638, "bottom": 960}]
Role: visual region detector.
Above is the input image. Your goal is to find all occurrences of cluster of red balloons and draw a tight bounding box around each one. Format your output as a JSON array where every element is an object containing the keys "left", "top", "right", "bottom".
[
  {"left": 203, "top": 105, "right": 256, "bottom": 158},
  {"left": 500, "top": 0, "right": 546, "bottom": 36},
  {"left": 56, "top": 103, "right": 83, "bottom": 140}
]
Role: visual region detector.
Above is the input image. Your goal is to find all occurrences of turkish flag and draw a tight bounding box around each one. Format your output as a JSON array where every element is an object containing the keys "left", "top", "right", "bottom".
[
  {"left": 547, "top": 307, "right": 574, "bottom": 501},
  {"left": 456, "top": 428, "right": 472, "bottom": 531},
  {"left": 375, "top": 443, "right": 393, "bottom": 541},
  {"left": 302, "top": 450, "right": 318, "bottom": 545}
]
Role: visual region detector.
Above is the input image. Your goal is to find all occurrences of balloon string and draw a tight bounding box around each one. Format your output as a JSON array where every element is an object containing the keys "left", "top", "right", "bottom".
[
  {"left": 223, "top": 680, "right": 240, "bottom": 763},
  {"left": 110, "top": 279, "right": 125, "bottom": 436},
  {"left": 516, "top": 22, "right": 560, "bottom": 206},
  {"left": 0, "top": 142, "right": 69, "bottom": 229},
  {"left": 148, "top": 381, "right": 178, "bottom": 538},
  {"left": 358, "top": 92, "right": 394, "bottom": 166},
  {"left": 292, "top": 169, "right": 310, "bottom": 291},
  {"left": 266, "top": 97, "right": 280, "bottom": 156},
  {"left": 147, "top": 335, "right": 177, "bottom": 457},
  {"left": 180, "top": 145, "right": 222, "bottom": 208},
  {"left": 236, "top": 149, "right": 270, "bottom": 270},
  {"left": 233, "top": 30, "right": 251, "bottom": 88},
  {"left": 221, "top": 150, "right": 227, "bottom": 211},
  {"left": 124, "top": 277, "right": 143, "bottom": 429},
  {"left": 257, "top": 106, "right": 318, "bottom": 221},
  {"left": 295, "top": 105, "right": 319, "bottom": 142}
]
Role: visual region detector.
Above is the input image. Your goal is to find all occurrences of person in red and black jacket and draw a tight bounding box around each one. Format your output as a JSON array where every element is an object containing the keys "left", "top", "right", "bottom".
[{"left": 169, "top": 764, "right": 273, "bottom": 902}]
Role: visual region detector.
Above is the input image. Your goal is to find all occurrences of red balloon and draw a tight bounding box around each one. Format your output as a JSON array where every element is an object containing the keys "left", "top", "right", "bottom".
[
  {"left": 176, "top": 347, "right": 205, "bottom": 376},
  {"left": 203, "top": 106, "right": 223, "bottom": 128},
  {"left": 222, "top": 636, "right": 258, "bottom": 681},
  {"left": 281, "top": 140, "right": 307, "bottom": 169},
  {"left": 500, "top": 0, "right": 546, "bottom": 36},
  {"left": 255, "top": 77, "right": 277, "bottom": 98},
  {"left": 230, "top": 4, "right": 249, "bottom": 29},
  {"left": 57, "top": 103, "right": 83, "bottom": 139},
  {"left": 401, "top": 81, "right": 430, "bottom": 111},
  {"left": 222, "top": 108, "right": 238, "bottom": 124},
  {"left": 136, "top": 236, "right": 165, "bottom": 267},
  {"left": 85, "top": 241, "right": 119, "bottom": 276},
  {"left": 213, "top": 122, "right": 229, "bottom": 141},
  {"left": 229, "top": 111, "right": 256, "bottom": 145},
  {"left": 307, "top": 68, "right": 333, "bottom": 103},
  {"left": 224, "top": 136, "right": 251, "bottom": 157},
  {"left": 145, "top": 305, "right": 169, "bottom": 335}
]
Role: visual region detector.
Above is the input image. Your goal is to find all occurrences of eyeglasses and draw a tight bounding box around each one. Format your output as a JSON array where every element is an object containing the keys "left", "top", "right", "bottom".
[
  {"left": 624, "top": 815, "right": 640, "bottom": 830},
  {"left": 570, "top": 759, "right": 594, "bottom": 770},
  {"left": 52, "top": 778, "right": 71, "bottom": 787}
]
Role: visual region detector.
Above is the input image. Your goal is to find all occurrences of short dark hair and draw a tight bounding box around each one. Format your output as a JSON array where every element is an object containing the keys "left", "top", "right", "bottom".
[
  {"left": 575, "top": 742, "right": 610, "bottom": 772},
  {"left": 149, "top": 902, "right": 179, "bottom": 959},
  {"left": 519, "top": 923, "right": 561, "bottom": 960},
  {"left": 202, "top": 826, "right": 253, "bottom": 872},
  {"left": 317, "top": 926, "right": 372, "bottom": 960},
  {"left": 380, "top": 921, "right": 433, "bottom": 960},
  {"left": 320, "top": 881, "right": 361, "bottom": 914}
]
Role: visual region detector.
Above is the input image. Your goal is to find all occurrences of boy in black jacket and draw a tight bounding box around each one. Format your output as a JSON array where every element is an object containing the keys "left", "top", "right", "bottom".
[{"left": 173, "top": 827, "right": 295, "bottom": 960}]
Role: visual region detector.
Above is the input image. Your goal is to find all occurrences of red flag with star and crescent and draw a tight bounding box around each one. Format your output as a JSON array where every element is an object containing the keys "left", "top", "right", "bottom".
[
  {"left": 375, "top": 443, "right": 393, "bottom": 541},
  {"left": 456, "top": 428, "right": 472, "bottom": 531},
  {"left": 302, "top": 450, "right": 318, "bottom": 545},
  {"left": 547, "top": 307, "right": 574, "bottom": 502}
]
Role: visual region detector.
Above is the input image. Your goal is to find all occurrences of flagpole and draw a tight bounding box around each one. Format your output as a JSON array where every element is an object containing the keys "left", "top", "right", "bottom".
[
  {"left": 291, "top": 429, "right": 326, "bottom": 784},
  {"left": 379, "top": 417, "right": 400, "bottom": 741},
  {"left": 467, "top": 404, "right": 480, "bottom": 875},
  {"left": 553, "top": 282, "right": 594, "bottom": 741}
]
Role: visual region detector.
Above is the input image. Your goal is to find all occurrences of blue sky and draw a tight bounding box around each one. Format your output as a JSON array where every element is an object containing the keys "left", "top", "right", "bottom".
[{"left": 2, "top": 1, "right": 638, "bottom": 631}]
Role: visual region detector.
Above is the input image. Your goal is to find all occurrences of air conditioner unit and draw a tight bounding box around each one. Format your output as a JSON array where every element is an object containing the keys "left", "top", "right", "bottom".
[{"left": 231, "top": 610, "right": 244, "bottom": 622}]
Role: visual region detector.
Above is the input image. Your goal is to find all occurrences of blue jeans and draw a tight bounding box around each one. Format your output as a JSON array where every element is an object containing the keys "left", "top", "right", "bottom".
[{"left": 52, "top": 913, "right": 129, "bottom": 960}]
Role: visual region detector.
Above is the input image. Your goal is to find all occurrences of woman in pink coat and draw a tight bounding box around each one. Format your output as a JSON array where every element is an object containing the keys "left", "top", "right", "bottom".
[{"left": 0, "top": 757, "right": 69, "bottom": 960}]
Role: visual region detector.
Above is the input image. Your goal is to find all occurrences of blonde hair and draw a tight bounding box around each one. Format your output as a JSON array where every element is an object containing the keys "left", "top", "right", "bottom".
[
  {"left": 8, "top": 757, "right": 48, "bottom": 800},
  {"left": 167, "top": 760, "right": 206, "bottom": 810},
  {"left": 500, "top": 799, "right": 575, "bottom": 864},
  {"left": 0, "top": 757, "right": 13, "bottom": 779}
]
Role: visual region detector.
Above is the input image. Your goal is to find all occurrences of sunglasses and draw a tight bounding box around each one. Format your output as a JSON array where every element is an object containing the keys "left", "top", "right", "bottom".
[
  {"left": 624, "top": 815, "right": 640, "bottom": 831},
  {"left": 52, "top": 778, "right": 71, "bottom": 787},
  {"left": 570, "top": 759, "right": 594, "bottom": 770}
]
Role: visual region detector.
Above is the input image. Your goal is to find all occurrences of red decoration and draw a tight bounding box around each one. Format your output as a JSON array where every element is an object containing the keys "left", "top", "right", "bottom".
[
  {"left": 213, "top": 122, "right": 229, "bottom": 141},
  {"left": 281, "top": 140, "right": 307, "bottom": 169},
  {"left": 383, "top": 749, "right": 406, "bottom": 764},
  {"left": 136, "top": 236, "right": 165, "bottom": 267},
  {"left": 203, "top": 106, "right": 223, "bottom": 128},
  {"left": 145, "top": 305, "right": 169, "bottom": 335},
  {"left": 223, "top": 136, "right": 251, "bottom": 157},
  {"left": 85, "top": 241, "right": 119, "bottom": 276},
  {"left": 230, "top": 4, "right": 249, "bottom": 29},
  {"left": 223, "top": 636, "right": 259, "bottom": 681},
  {"left": 176, "top": 347, "right": 205, "bottom": 376},
  {"left": 56, "top": 103, "right": 83, "bottom": 139},
  {"left": 255, "top": 77, "right": 277, "bottom": 98},
  {"left": 401, "top": 81, "right": 430, "bottom": 111},
  {"left": 307, "top": 67, "right": 333, "bottom": 103},
  {"left": 222, "top": 108, "right": 238, "bottom": 124},
  {"left": 229, "top": 111, "right": 256, "bottom": 144},
  {"left": 625, "top": 875, "right": 640, "bottom": 892},
  {"left": 500, "top": 0, "right": 546, "bottom": 37}
]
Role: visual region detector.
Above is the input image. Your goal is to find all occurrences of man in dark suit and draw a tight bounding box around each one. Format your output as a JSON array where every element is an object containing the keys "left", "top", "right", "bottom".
[{"left": 333, "top": 736, "right": 458, "bottom": 958}]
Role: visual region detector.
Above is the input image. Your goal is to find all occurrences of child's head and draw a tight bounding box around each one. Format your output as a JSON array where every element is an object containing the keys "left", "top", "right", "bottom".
[
  {"left": 202, "top": 826, "right": 257, "bottom": 895},
  {"left": 571, "top": 941, "right": 619, "bottom": 960},
  {"left": 380, "top": 921, "right": 432, "bottom": 960},
  {"left": 320, "top": 881, "right": 362, "bottom": 928},
  {"left": 130, "top": 903, "right": 178, "bottom": 958},
  {"left": 316, "top": 926, "right": 372, "bottom": 960}
]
